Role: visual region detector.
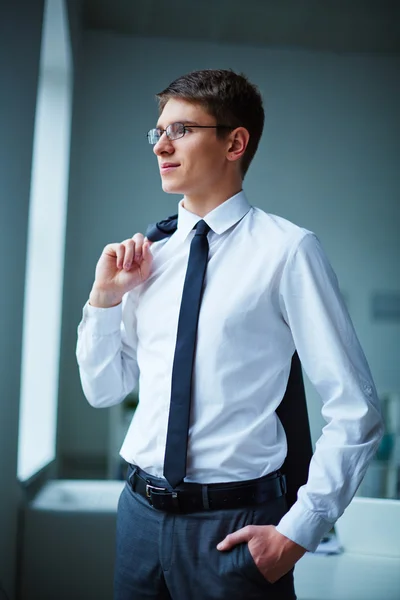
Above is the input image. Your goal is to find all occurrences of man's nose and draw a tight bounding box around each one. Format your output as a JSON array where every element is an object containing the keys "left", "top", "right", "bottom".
[{"left": 153, "top": 133, "right": 174, "bottom": 156}]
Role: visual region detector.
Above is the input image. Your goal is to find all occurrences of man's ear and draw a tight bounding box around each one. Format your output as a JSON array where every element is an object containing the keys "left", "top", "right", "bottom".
[{"left": 226, "top": 127, "right": 249, "bottom": 163}]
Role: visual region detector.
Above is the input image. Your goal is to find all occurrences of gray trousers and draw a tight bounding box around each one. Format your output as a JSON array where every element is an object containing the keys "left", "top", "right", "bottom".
[{"left": 114, "top": 467, "right": 296, "bottom": 600}]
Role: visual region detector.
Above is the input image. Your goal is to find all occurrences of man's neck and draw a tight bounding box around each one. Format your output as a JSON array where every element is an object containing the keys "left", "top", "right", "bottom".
[{"left": 182, "top": 185, "right": 243, "bottom": 218}]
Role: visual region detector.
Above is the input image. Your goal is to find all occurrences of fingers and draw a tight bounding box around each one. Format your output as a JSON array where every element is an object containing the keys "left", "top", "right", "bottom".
[
  {"left": 217, "top": 525, "right": 255, "bottom": 551},
  {"left": 132, "top": 232, "right": 145, "bottom": 264},
  {"left": 110, "top": 233, "right": 147, "bottom": 271},
  {"left": 115, "top": 240, "right": 131, "bottom": 270},
  {"left": 103, "top": 233, "right": 152, "bottom": 274},
  {"left": 142, "top": 238, "right": 153, "bottom": 261}
]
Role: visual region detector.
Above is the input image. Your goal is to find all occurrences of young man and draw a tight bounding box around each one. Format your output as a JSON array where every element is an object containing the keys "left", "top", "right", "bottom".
[{"left": 76, "top": 69, "right": 383, "bottom": 600}]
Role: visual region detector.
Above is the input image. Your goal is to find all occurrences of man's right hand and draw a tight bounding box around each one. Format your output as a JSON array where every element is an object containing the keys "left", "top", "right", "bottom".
[{"left": 89, "top": 233, "right": 153, "bottom": 308}]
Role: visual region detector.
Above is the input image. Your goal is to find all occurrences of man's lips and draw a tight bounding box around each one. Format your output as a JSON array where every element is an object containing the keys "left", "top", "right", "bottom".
[{"left": 160, "top": 163, "right": 180, "bottom": 173}]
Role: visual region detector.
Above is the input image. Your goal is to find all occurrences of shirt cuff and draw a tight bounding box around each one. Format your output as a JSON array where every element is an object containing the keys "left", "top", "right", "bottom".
[
  {"left": 80, "top": 300, "right": 123, "bottom": 335},
  {"left": 276, "top": 499, "right": 333, "bottom": 552}
]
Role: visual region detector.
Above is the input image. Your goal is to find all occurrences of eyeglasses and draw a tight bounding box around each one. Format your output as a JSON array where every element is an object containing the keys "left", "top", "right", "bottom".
[{"left": 147, "top": 122, "right": 234, "bottom": 145}]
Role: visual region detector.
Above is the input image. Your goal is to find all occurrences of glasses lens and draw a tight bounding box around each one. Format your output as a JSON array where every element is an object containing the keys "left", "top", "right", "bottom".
[
  {"left": 168, "top": 123, "right": 185, "bottom": 140},
  {"left": 147, "top": 129, "right": 160, "bottom": 145}
]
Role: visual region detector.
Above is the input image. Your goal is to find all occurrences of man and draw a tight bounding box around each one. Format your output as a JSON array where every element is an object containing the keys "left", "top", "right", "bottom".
[{"left": 76, "top": 69, "right": 383, "bottom": 599}]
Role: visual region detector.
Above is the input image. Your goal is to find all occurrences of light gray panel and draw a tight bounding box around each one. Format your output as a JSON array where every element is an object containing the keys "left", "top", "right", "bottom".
[{"left": 372, "top": 292, "right": 400, "bottom": 321}]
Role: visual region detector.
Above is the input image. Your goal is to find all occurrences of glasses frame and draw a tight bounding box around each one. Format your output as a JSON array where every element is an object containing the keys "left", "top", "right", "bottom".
[{"left": 147, "top": 122, "right": 234, "bottom": 145}]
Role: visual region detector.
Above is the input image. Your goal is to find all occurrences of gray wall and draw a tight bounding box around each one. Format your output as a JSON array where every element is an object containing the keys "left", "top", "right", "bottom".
[
  {"left": 59, "top": 31, "right": 400, "bottom": 463},
  {"left": 56, "top": 0, "right": 83, "bottom": 474},
  {"left": 66, "top": 0, "right": 82, "bottom": 70},
  {"left": 0, "top": 1, "right": 44, "bottom": 595}
]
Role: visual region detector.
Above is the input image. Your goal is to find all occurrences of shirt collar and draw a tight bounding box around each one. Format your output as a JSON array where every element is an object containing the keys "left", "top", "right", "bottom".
[{"left": 176, "top": 190, "right": 251, "bottom": 241}]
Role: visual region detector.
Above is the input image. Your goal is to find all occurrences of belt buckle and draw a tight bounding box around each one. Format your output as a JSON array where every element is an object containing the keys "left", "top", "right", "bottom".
[{"left": 145, "top": 482, "right": 167, "bottom": 506}]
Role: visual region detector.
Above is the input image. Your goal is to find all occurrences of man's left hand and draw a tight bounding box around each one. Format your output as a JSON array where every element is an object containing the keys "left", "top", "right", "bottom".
[{"left": 217, "top": 524, "right": 306, "bottom": 583}]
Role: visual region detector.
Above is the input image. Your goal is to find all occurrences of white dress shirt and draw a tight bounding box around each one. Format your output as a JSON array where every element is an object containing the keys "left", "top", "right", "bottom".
[{"left": 76, "top": 190, "right": 383, "bottom": 551}]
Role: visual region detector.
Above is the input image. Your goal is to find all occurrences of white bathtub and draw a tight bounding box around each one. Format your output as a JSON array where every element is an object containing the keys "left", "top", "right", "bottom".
[
  {"left": 30, "top": 479, "right": 125, "bottom": 512},
  {"left": 20, "top": 479, "right": 125, "bottom": 600}
]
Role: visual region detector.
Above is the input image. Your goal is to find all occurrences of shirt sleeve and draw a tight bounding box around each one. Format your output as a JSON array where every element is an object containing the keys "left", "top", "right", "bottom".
[
  {"left": 76, "top": 291, "right": 139, "bottom": 408},
  {"left": 275, "top": 232, "right": 384, "bottom": 551}
]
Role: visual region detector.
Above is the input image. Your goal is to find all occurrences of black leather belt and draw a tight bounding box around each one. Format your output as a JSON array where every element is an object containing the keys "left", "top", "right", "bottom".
[{"left": 129, "top": 466, "right": 287, "bottom": 513}]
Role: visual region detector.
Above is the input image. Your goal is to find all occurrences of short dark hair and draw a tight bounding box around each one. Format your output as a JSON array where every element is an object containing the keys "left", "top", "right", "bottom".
[{"left": 156, "top": 69, "right": 264, "bottom": 178}]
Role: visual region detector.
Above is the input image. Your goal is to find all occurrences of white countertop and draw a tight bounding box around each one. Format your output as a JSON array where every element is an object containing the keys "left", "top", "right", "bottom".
[{"left": 295, "top": 551, "right": 400, "bottom": 600}]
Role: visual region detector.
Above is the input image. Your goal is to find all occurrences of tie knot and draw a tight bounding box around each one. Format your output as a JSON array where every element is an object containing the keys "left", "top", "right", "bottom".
[{"left": 195, "top": 220, "right": 210, "bottom": 237}]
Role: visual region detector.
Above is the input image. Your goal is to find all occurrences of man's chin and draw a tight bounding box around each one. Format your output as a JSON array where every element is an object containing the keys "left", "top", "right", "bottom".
[{"left": 161, "top": 181, "right": 185, "bottom": 195}]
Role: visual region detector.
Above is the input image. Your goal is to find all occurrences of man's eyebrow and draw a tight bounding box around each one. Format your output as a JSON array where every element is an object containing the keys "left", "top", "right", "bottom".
[{"left": 155, "top": 120, "right": 200, "bottom": 129}]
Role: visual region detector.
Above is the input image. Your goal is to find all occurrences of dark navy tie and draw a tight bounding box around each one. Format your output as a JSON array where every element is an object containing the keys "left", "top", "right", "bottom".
[{"left": 146, "top": 216, "right": 210, "bottom": 488}]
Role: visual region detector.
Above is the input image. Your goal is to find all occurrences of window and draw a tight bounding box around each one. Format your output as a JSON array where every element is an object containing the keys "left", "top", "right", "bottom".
[{"left": 17, "top": 0, "right": 72, "bottom": 481}]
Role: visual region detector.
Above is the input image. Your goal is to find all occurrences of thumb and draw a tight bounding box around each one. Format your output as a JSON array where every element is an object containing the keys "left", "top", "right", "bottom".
[
  {"left": 142, "top": 239, "right": 153, "bottom": 260},
  {"left": 217, "top": 526, "right": 253, "bottom": 552}
]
